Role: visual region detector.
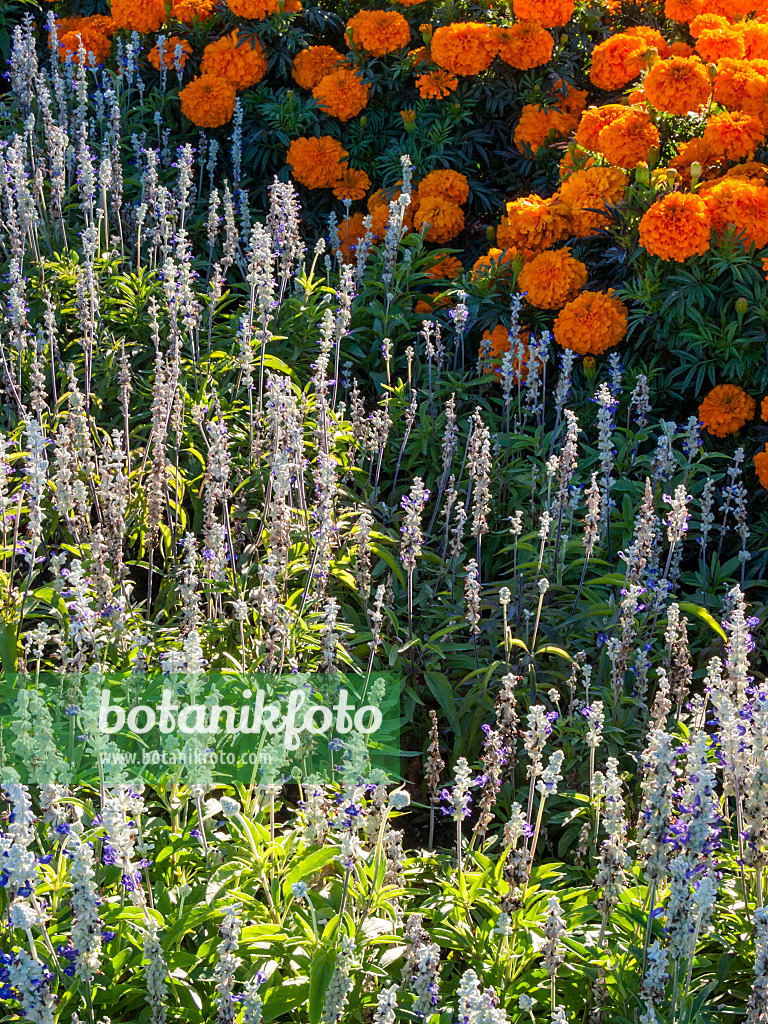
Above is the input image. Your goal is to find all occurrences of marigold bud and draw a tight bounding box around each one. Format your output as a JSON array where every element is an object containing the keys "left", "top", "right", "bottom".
[
  {"left": 635, "top": 162, "right": 650, "bottom": 185},
  {"left": 736, "top": 297, "right": 748, "bottom": 316}
]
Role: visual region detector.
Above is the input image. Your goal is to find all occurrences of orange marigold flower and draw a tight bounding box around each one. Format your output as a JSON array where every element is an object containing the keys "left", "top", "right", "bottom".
[
  {"left": 409, "top": 45, "right": 431, "bottom": 66},
  {"left": 416, "top": 69, "right": 458, "bottom": 98},
  {"left": 597, "top": 107, "right": 659, "bottom": 169},
  {"left": 710, "top": 0, "right": 758, "bottom": 16},
  {"left": 689, "top": 13, "right": 730, "bottom": 37},
  {"left": 148, "top": 35, "right": 192, "bottom": 70},
  {"left": 512, "top": 0, "right": 574, "bottom": 26},
  {"left": 498, "top": 21, "right": 553, "bottom": 70},
  {"left": 482, "top": 325, "right": 531, "bottom": 379},
  {"left": 703, "top": 109, "right": 765, "bottom": 160},
  {"left": 703, "top": 177, "right": 768, "bottom": 248},
  {"left": 558, "top": 166, "right": 627, "bottom": 236},
  {"left": 589, "top": 34, "right": 647, "bottom": 90},
  {"left": 292, "top": 46, "right": 344, "bottom": 90},
  {"left": 418, "top": 169, "right": 469, "bottom": 205},
  {"left": 517, "top": 247, "right": 588, "bottom": 308},
  {"left": 471, "top": 247, "right": 516, "bottom": 278},
  {"left": 625, "top": 26, "right": 669, "bottom": 57},
  {"left": 669, "top": 136, "right": 723, "bottom": 182},
  {"left": 426, "top": 255, "right": 463, "bottom": 279},
  {"left": 724, "top": 160, "right": 768, "bottom": 182},
  {"left": 665, "top": 0, "right": 704, "bottom": 21},
  {"left": 286, "top": 135, "right": 349, "bottom": 189},
  {"left": 180, "top": 74, "right": 237, "bottom": 127},
  {"left": 713, "top": 57, "right": 768, "bottom": 109},
  {"left": 559, "top": 146, "right": 597, "bottom": 178},
  {"left": 496, "top": 193, "right": 571, "bottom": 252},
  {"left": 741, "top": 21, "right": 768, "bottom": 60},
  {"left": 575, "top": 104, "right": 627, "bottom": 151},
  {"left": 171, "top": 0, "right": 215, "bottom": 22},
  {"left": 643, "top": 56, "right": 711, "bottom": 115},
  {"left": 554, "top": 289, "right": 627, "bottom": 355},
  {"left": 762, "top": 394, "right": 768, "bottom": 419},
  {"left": 430, "top": 22, "right": 500, "bottom": 76},
  {"left": 698, "top": 384, "right": 755, "bottom": 436},
  {"left": 414, "top": 195, "right": 465, "bottom": 242},
  {"left": 333, "top": 165, "right": 371, "bottom": 201},
  {"left": 347, "top": 10, "right": 411, "bottom": 57},
  {"left": 59, "top": 27, "right": 112, "bottom": 65},
  {"left": 313, "top": 67, "right": 370, "bottom": 120},
  {"left": 110, "top": 0, "right": 165, "bottom": 33},
  {"left": 369, "top": 191, "right": 416, "bottom": 236},
  {"left": 552, "top": 78, "right": 589, "bottom": 117},
  {"left": 638, "top": 192, "right": 712, "bottom": 261},
  {"left": 227, "top": 0, "right": 299, "bottom": 18},
  {"left": 515, "top": 103, "right": 577, "bottom": 155},
  {"left": 414, "top": 291, "right": 452, "bottom": 314},
  {"left": 336, "top": 213, "right": 367, "bottom": 262},
  {"left": 201, "top": 31, "right": 267, "bottom": 91},
  {"left": 696, "top": 26, "right": 746, "bottom": 63},
  {"left": 755, "top": 444, "right": 768, "bottom": 487},
  {"left": 394, "top": 0, "right": 429, "bottom": 6},
  {"left": 668, "top": 42, "right": 695, "bottom": 57}
]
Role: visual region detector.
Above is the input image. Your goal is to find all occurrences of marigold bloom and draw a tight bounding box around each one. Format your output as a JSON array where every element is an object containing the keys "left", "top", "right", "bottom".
[
  {"left": 201, "top": 31, "right": 267, "bottom": 91},
  {"left": 696, "top": 27, "right": 746, "bottom": 63},
  {"left": 559, "top": 147, "right": 597, "bottom": 178},
  {"left": 638, "top": 192, "right": 712, "bottom": 261},
  {"left": 514, "top": 103, "right": 577, "bottom": 155},
  {"left": 292, "top": 46, "right": 344, "bottom": 89},
  {"left": 512, "top": 0, "right": 574, "bottom": 26},
  {"left": 703, "top": 177, "right": 768, "bottom": 248},
  {"left": 713, "top": 57, "right": 768, "bottom": 109},
  {"left": 498, "top": 21, "right": 553, "bottom": 70},
  {"left": 625, "top": 26, "right": 669, "bottom": 57},
  {"left": 227, "top": 0, "right": 300, "bottom": 17},
  {"left": 414, "top": 292, "right": 453, "bottom": 315},
  {"left": 369, "top": 194, "right": 416, "bottom": 237},
  {"left": 333, "top": 165, "right": 371, "bottom": 201},
  {"left": 409, "top": 45, "right": 431, "bottom": 66},
  {"left": 703, "top": 109, "right": 765, "bottom": 160},
  {"left": 698, "top": 384, "right": 755, "bottom": 436},
  {"left": 724, "top": 160, "right": 768, "bottom": 182},
  {"left": 689, "top": 13, "right": 730, "bottom": 37},
  {"left": 172, "top": 0, "right": 215, "bottom": 22},
  {"left": 643, "top": 56, "right": 710, "bottom": 115},
  {"left": 669, "top": 136, "right": 723, "bottom": 183},
  {"left": 665, "top": 0, "right": 704, "bottom": 20},
  {"left": 668, "top": 41, "right": 695, "bottom": 57},
  {"left": 597, "top": 107, "right": 660, "bottom": 169},
  {"left": 496, "top": 193, "right": 571, "bottom": 252},
  {"left": 347, "top": 10, "right": 411, "bottom": 57},
  {"left": 554, "top": 290, "right": 627, "bottom": 355},
  {"left": 471, "top": 248, "right": 516, "bottom": 278},
  {"left": 336, "top": 213, "right": 366, "bottom": 261},
  {"left": 111, "top": 0, "right": 165, "bottom": 33},
  {"left": 575, "top": 104, "right": 626, "bottom": 151},
  {"left": 180, "top": 75, "right": 237, "bottom": 127},
  {"left": 552, "top": 79, "right": 589, "bottom": 117},
  {"left": 286, "top": 135, "right": 349, "bottom": 189},
  {"left": 590, "top": 34, "right": 649, "bottom": 90},
  {"left": 414, "top": 196, "right": 465, "bottom": 243},
  {"left": 517, "top": 247, "right": 588, "bottom": 308},
  {"left": 430, "top": 22, "right": 500, "bottom": 76},
  {"left": 426, "top": 255, "right": 463, "bottom": 279},
  {"left": 558, "top": 166, "right": 626, "bottom": 236},
  {"left": 418, "top": 169, "right": 469, "bottom": 205},
  {"left": 148, "top": 35, "right": 192, "bottom": 70},
  {"left": 416, "top": 69, "right": 458, "bottom": 98},
  {"left": 313, "top": 67, "right": 370, "bottom": 120},
  {"left": 755, "top": 445, "right": 768, "bottom": 487},
  {"left": 59, "top": 27, "right": 112, "bottom": 65},
  {"left": 482, "top": 325, "right": 531, "bottom": 379},
  {"left": 762, "top": 394, "right": 768, "bottom": 420}
]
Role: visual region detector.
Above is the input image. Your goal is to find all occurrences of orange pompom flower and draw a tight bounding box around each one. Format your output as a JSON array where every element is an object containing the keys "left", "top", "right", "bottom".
[
  {"left": 416, "top": 69, "right": 458, "bottom": 98},
  {"left": 313, "top": 67, "right": 370, "bottom": 120},
  {"left": 703, "top": 178, "right": 768, "bottom": 248},
  {"left": 333, "top": 165, "right": 371, "bottom": 201},
  {"left": 625, "top": 26, "right": 669, "bottom": 57},
  {"left": 553, "top": 289, "right": 628, "bottom": 355},
  {"left": 426, "top": 255, "right": 463, "bottom": 279},
  {"left": 638, "top": 192, "right": 712, "bottom": 261},
  {"left": 703, "top": 110, "right": 765, "bottom": 160},
  {"left": 689, "top": 13, "right": 730, "bottom": 37},
  {"left": 335, "top": 213, "right": 367, "bottom": 261},
  {"left": 180, "top": 75, "right": 237, "bottom": 127},
  {"left": 227, "top": 0, "right": 301, "bottom": 18},
  {"left": 762, "top": 395, "right": 768, "bottom": 420},
  {"left": 665, "top": 0, "right": 704, "bottom": 21},
  {"left": 696, "top": 26, "right": 746, "bottom": 63},
  {"left": 471, "top": 248, "right": 516, "bottom": 279},
  {"left": 512, "top": 0, "right": 574, "bottom": 26},
  {"left": 597, "top": 107, "right": 660, "bottom": 169},
  {"left": 482, "top": 325, "right": 531, "bottom": 379},
  {"left": 418, "top": 169, "right": 469, "bottom": 205},
  {"left": 517, "top": 247, "right": 588, "bottom": 308},
  {"left": 347, "top": 10, "right": 411, "bottom": 57},
  {"left": 110, "top": 0, "right": 165, "bottom": 33},
  {"left": 286, "top": 136, "right": 349, "bottom": 189},
  {"left": 201, "top": 31, "right": 267, "bottom": 91},
  {"left": 414, "top": 196, "right": 465, "bottom": 243},
  {"left": 589, "top": 34, "right": 647, "bottom": 90},
  {"left": 171, "top": 0, "right": 216, "bottom": 22},
  {"left": 575, "top": 104, "right": 627, "bottom": 151},
  {"left": 551, "top": 79, "right": 589, "bottom": 117},
  {"left": 292, "top": 46, "right": 344, "bottom": 89},
  {"left": 698, "top": 384, "right": 755, "bottom": 436},
  {"left": 558, "top": 166, "right": 627, "bottom": 236},
  {"left": 59, "top": 27, "right": 112, "bottom": 65},
  {"left": 498, "top": 21, "right": 553, "bottom": 70},
  {"left": 148, "top": 35, "right": 192, "bottom": 70},
  {"left": 430, "top": 22, "right": 500, "bottom": 76},
  {"left": 713, "top": 57, "right": 768, "bottom": 109},
  {"left": 643, "top": 56, "right": 711, "bottom": 115},
  {"left": 514, "top": 103, "right": 577, "bottom": 155},
  {"left": 496, "top": 193, "right": 572, "bottom": 252},
  {"left": 755, "top": 444, "right": 768, "bottom": 487}
]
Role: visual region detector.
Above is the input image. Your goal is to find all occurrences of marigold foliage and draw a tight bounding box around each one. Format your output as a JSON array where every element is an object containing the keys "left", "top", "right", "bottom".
[
  {"left": 698, "top": 384, "right": 755, "bottom": 436},
  {"left": 517, "top": 248, "right": 588, "bottom": 309},
  {"left": 179, "top": 74, "right": 237, "bottom": 127},
  {"left": 286, "top": 136, "right": 349, "bottom": 188},
  {"left": 553, "top": 290, "right": 628, "bottom": 355},
  {"left": 638, "top": 192, "right": 712, "bottom": 261}
]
